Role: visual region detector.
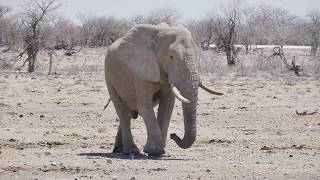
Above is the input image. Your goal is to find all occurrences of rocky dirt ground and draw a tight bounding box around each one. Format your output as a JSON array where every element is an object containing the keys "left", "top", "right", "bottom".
[{"left": 0, "top": 48, "right": 320, "bottom": 179}]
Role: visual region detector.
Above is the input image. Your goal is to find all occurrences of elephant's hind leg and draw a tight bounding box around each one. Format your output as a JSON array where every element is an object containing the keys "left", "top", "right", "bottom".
[
  {"left": 108, "top": 85, "right": 140, "bottom": 155},
  {"left": 112, "top": 126, "right": 123, "bottom": 153}
]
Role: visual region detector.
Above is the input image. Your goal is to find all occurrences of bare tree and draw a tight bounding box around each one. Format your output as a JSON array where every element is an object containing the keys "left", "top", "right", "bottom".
[
  {"left": 185, "top": 18, "right": 216, "bottom": 51},
  {"left": 18, "top": 0, "right": 60, "bottom": 72},
  {"left": 52, "top": 16, "right": 78, "bottom": 50},
  {"left": 185, "top": 19, "right": 212, "bottom": 50},
  {"left": 92, "top": 16, "right": 114, "bottom": 46},
  {"left": 211, "top": 0, "right": 242, "bottom": 65},
  {"left": 200, "top": 18, "right": 216, "bottom": 51},
  {"left": 249, "top": 4, "right": 297, "bottom": 45},
  {"left": 77, "top": 14, "right": 95, "bottom": 46},
  {"left": 239, "top": 7, "right": 256, "bottom": 54},
  {"left": 47, "top": 47, "right": 56, "bottom": 75},
  {"left": 77, "top": 14, "right": 130, "bottom": 47},
  {"left": 0, "top": 5, "right": 11, "bottom": 46},
  {"left": 307, "top": 9, "right": 320, "bottom": 56},
  {"left": 0, "top": 5, "right": 11, "bottom": 19},
  {"left": 132, "top": 7, "right": 180, "bottom": 26}
]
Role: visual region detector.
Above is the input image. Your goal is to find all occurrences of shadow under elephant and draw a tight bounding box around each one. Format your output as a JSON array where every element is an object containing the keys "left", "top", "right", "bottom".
[{"left": 77, "top": 152, "right": 193, "bottom": 161}]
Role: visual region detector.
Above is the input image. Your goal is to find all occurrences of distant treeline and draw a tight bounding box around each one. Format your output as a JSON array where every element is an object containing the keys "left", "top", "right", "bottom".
[{"left": 0, "top": 1, "right": 319, "bottom": 54}]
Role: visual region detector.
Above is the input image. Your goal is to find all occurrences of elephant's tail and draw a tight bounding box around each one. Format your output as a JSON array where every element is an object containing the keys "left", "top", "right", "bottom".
[{"left": 103, "top": 98, "right": 111, "bottom": 111}]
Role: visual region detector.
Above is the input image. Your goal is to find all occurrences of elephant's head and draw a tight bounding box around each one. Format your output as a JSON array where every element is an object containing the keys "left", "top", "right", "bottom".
[{"left": 115, "top": 24, "right": 223, "bottom": 149}]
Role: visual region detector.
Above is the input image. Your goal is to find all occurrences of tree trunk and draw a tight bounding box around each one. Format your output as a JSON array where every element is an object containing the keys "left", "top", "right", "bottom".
[
  {"left": 27, "top": 52, "right": 36, "bottom": 73},
  {"left": 311, "top": 32, "right": 319, "bottom": 56},
  {"left": 25, "top": 26, "right": 39, "bottom": 73},
  {"left": 226, "top": 46, "right": 236, "bottom": 65},
  {"left": 245, "top": 44, "right": 249, "bottom": 54},
  {"left": 48, "top": 54, "right": 53, "bottom": 75},
  {"left": 311, "top": 43, "right": 318, "bottom": 56}
]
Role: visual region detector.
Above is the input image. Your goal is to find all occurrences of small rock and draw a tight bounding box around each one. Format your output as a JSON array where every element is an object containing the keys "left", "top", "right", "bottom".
[
  {"left": 19, "top": 114, "right": 23, "bottom": 118},
  {"left": 289, "top": 155, "right": 293, "bottom": 157},
  {"left": 260, "top": 146, "right": 272, "bottom": 150},
  {"left": 130, "top": 176, "right": 138, "bottom": 180},
  {"left": 74, "top": 177, "right": 79, "bottom": 180},
  {"left": 9, "top": 138, "right": 16, "bottom": 142},
  {"left": 111, "top": 176, "right": 117, "bottom": 180},
  {"left": 50, "top": 161, "right": 57, "bottom": 166},
  {"left": 107, "top": 159, "right": 112, "bottom": 164},
  {"left": 40, "top": 115, "right": 45, "bottom": 118},
  {"left": 206, "top": 169, "right": 211, "bottom": 172}
]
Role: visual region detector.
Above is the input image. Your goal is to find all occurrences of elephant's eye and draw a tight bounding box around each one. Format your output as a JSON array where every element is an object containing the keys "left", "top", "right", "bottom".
[{"left": 169, "top": 56, "right": 174, "bottom": 61}]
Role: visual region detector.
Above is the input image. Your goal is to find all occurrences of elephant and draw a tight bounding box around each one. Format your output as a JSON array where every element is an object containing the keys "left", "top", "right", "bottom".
[{"left": 105, "top": 23, "right": 222, "bottom": 156}]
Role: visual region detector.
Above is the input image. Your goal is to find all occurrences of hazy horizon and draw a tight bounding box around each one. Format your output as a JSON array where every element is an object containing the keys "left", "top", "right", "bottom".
[{"left": 1, "top": 0, "right": 319, "bottom": 23}]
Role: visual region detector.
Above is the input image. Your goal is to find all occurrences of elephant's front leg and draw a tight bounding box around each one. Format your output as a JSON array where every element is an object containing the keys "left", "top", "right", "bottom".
[
  {"left": 136, "top": 82, "right": 164, "bottom": 156},
  {"left": 157, "top": 84, "right": 175, "bottom": 147},
  {"left": 138, "top": 105, "right": 165, "bottom": 155}
]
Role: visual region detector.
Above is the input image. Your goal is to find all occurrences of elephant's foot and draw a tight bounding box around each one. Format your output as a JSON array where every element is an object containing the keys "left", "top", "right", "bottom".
[
  {"left": 162, "top": 136, "right": 168, "bottom": 148},
  {"left": 123, "top": 144, "right": 140, "bottom": 155},
  {"left": 143, "top": 141, "right": 165, "bottom": 156},
  {"left": 112, "top": 143, "right": 123, "bottom": 153}
]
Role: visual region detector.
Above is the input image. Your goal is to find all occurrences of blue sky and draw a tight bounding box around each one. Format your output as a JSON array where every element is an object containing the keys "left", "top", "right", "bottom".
[{"left": 1, "top": 0, "right": 319, "bottom": 23}]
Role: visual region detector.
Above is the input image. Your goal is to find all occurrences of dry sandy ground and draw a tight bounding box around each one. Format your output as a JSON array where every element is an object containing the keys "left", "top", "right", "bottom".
[{"left": 0, "top": 48, "right": 320, "bottom": 179}]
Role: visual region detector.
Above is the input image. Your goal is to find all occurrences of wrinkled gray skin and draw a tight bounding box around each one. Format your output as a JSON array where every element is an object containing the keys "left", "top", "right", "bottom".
[{"left": 105, "top": 23, "right": 201, "bottom": 156}]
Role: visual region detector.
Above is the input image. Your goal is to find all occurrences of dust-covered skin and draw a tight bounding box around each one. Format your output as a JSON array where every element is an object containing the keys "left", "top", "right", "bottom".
[
  {"left": 105, "top": 24, "right": 220, "bottom": 156},
  {"left": 0, "top": 48, "right": 320, "bottom": 179}
]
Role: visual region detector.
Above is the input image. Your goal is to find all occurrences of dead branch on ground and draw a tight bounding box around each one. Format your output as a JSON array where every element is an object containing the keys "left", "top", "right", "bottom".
[
  {"left": 264, "top": 46, "right": 302, "bottom": 75},
  {"left": 296, "top": 109, "right": 318, "bottom": 115}
]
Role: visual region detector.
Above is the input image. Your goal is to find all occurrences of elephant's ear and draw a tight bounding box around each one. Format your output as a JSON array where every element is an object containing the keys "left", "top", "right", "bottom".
[{"left": 115, "top": 26, "right": 161, "bottom": 83}]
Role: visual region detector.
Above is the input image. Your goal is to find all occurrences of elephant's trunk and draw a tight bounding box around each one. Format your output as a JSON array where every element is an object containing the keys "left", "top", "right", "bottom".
[{"left": 170, "top": 79, "right": 199, "bottom": 149}]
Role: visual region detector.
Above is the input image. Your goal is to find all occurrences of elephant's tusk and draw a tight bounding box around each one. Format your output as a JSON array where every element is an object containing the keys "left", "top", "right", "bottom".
[
  {"left": 199, "top": 81, "right": 223, "bottom": 95},
  {"left": 170, "top": 84, "right": 191, "bottom": 103}
]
